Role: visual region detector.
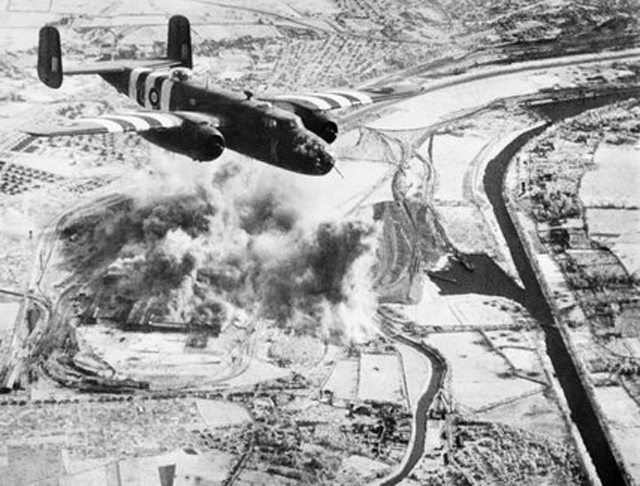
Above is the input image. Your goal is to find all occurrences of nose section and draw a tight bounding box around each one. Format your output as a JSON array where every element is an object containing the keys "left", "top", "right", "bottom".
[
  {"left": 311, "top": 145, "right": 335, "bottom": 175},
  {"left": 292, "top": 131, "right": 335, "bottom": 175}
]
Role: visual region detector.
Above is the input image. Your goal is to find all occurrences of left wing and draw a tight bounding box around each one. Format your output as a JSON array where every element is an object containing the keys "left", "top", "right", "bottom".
[{"left": 25, "top": 112, "right": 184, "bottom": 137}]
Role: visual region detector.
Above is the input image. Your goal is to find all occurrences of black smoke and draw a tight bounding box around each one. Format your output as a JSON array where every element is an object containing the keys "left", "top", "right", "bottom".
[{"left": 61, "top": 162, "right": 380, "bottom": 342}]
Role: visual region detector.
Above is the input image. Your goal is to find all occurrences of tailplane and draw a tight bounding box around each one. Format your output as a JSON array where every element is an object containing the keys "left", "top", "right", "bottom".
[{"left": 37, "top": 15, "right": 193, "bottom": 89}]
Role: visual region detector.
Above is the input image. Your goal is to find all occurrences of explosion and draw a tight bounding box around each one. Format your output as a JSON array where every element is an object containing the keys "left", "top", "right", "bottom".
[{"left": 62, "top": 158, "right": 380, "bottom": 343}]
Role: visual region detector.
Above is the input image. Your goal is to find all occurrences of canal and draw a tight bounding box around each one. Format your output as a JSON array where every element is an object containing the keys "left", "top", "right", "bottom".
[
  {"left": 483, "top": 123, "right": 627, "bottom": 486},
  {"left": 482, "top": 89, "right": 640, "bottom": 486}
]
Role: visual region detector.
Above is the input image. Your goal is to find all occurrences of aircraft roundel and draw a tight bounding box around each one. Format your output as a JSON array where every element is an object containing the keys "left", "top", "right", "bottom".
[{"left": 149, "top": 88, "right": 160, "bottom": 107}]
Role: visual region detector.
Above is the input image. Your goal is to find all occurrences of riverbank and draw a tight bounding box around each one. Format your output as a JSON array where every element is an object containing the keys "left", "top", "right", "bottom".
[
  {"left": 483, "top": 123, "right": 606, "bottom": 485},
  {"left": 502, "top": 99, "right": 640, "bottom": 484}
]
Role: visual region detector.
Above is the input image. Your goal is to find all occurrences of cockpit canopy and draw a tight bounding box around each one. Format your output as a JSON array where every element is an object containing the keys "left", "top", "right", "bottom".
[
  {"left": 279, "top": 117, "right": 303, "bottom": 130},
  {"left": 263, "top": 114, "right": 304, "bottom": 131},
  {"left": 170, "top": 67, "right": 192, "bottom": 82}
]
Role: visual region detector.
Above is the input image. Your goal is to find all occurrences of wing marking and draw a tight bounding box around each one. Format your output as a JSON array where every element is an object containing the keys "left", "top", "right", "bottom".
[
  {"left": 129, "top": 68, "right": 152, "bottom": 104},
  {"left": 133, "top": 112, "right": 183, "bottom": 128},
  {"left": 266, "top": 90, "right": 373, "bottom": 111},
  {"left": 25, "top": 112, "right": 184, "bottom": 137},
  {"left": 81, "top": 118, "right": 127, "bottom": 133},
  {"left": 329, "top": 90, "right": 372, "bottom": 104}
]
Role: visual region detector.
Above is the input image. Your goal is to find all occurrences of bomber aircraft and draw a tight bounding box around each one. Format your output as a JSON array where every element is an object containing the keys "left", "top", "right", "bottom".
[{"left": 28, "top": 15, "right": 412, "bottom": 175}]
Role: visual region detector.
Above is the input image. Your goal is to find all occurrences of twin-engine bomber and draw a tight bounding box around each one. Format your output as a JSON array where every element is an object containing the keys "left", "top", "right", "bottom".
[{"left": 28, "top": 15, "right": 407, "bottom": 175}]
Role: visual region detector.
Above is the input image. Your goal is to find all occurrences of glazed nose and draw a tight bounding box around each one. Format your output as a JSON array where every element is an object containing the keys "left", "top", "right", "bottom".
[
  {"left": 304, "top": 139, "right": 334, "bottom": 175},
  {"left": 291, "top": 129, "right": 335, "bottom": 175},
  {"left": 314, "top": 148, "right": 335, "bottom": 175}
]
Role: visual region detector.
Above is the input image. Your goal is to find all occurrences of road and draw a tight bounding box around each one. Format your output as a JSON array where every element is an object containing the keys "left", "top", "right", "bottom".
[{"left": 0, "top": 192, "right": 128, "bottom": 390}]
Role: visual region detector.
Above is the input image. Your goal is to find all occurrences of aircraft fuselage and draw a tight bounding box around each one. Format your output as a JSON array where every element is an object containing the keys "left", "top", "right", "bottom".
[{"left": 100, "top": 69, "right": 335, "bottom": 175}]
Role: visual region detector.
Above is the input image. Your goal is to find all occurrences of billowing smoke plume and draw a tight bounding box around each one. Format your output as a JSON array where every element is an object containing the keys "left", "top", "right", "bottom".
[{"left": 62, "top": 158, "right": 380, "bottom": 343}]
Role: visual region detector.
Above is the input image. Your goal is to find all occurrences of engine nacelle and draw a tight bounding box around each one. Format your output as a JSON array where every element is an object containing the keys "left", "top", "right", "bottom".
[
  {"left": 141, "top": 123, "right": 225, "bottom": 162},
  {"left": 187, "top": 124, "right": 225, "bottom": 161},
  {"left": 300, "top": 111, "right": 338, "bottom": 144}
]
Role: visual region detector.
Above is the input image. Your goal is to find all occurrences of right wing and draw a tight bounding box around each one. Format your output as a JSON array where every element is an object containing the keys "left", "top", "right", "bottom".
[{"left": 25, "top": 112, "right": 185, "bottom": 137}]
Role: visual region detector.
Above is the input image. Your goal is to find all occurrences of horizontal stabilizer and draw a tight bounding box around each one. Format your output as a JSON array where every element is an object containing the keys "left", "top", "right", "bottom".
[
  {"left": 64, "top": 58, "right": 181, "bottom": 76},
  {"left": 37, "top": 14, "right": 192, "bottom": 88}
]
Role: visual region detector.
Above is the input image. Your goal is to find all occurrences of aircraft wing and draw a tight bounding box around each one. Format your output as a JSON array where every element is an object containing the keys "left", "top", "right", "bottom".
[
  {"left": 25, "top": 112, "right": 185, "bottom": 137},
  {"left": 261, "top": 85, "right": 422, "bottom": 112},
  {"left": 262, "top": 90, "right": 374, "bottom": 111}
]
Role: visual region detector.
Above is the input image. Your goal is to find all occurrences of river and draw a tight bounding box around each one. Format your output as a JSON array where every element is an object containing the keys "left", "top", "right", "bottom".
[{"left": 378, "top": 328, "right": 446, "bottom": 486}]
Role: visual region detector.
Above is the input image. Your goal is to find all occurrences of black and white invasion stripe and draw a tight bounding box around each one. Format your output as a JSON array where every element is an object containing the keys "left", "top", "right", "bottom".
[
  {"left": 273, "top": 90, "right": 372, "bottom": 111},
  {"left": 129, "top": 68, "right": 174, "bottom": 111},
  {"left": 80, "top": 113, "right": 183, "bottom": 133}
]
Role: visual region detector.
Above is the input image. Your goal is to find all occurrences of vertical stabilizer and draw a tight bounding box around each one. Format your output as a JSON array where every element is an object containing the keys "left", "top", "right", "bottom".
[
  {"left": 38, "top": 26, "right": 63, "bottom": 88},
  {"left": 167, "top": 15, "right": 192, "bottom": 69}
]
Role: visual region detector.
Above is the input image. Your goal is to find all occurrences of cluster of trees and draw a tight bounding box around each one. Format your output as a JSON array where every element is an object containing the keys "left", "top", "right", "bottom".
[
  {"left": 530, "top": 188, "right": 581, "bottom": 223},
  {"left": 448, "top": 423, "right": 584, "bottom": 485},
  {"left": 592, "top": 356, "right": 640, "bottom": 376}
]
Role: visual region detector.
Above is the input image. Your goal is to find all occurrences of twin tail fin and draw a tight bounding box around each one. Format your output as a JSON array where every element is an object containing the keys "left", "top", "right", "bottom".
[{"left": 37, "top": 15, "right": 193, "bottom": 89}]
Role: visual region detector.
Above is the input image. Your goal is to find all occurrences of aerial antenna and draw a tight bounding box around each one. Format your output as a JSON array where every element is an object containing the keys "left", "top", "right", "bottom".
[{"left": 333, "top": 164, "right": 345, "bottom": 179}]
